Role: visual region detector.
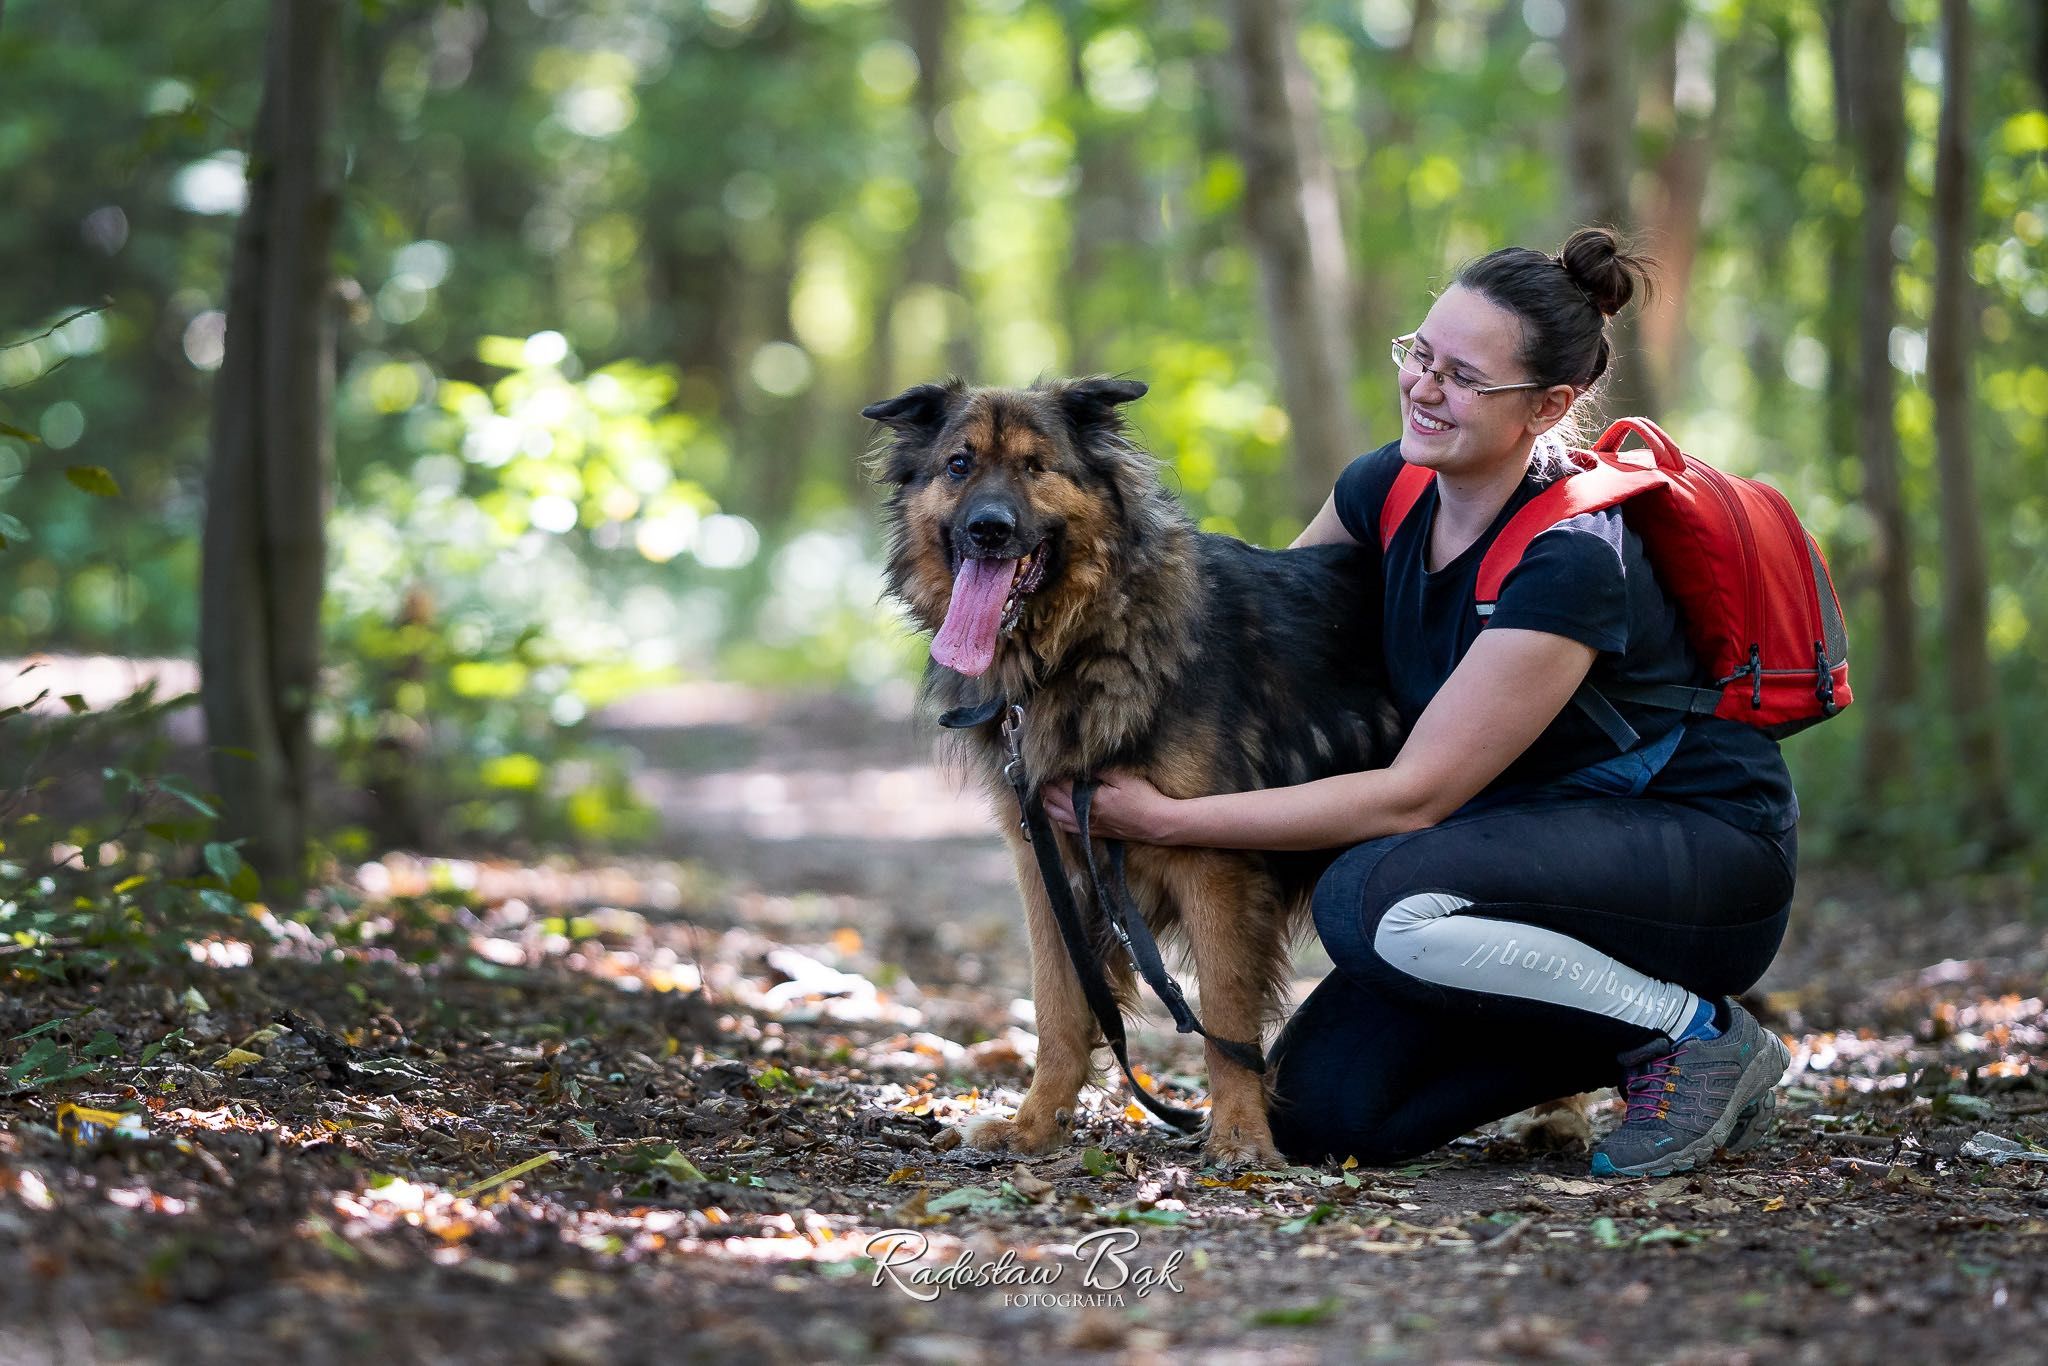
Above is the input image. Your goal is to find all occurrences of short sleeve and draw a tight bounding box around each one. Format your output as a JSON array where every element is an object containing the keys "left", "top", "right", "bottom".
[
  {"left": 1485, "top": 509, "right": 1628, "bottom": 653},
  {"left": 1331, "top": 440, "right": 1406, "bottom": 547}
]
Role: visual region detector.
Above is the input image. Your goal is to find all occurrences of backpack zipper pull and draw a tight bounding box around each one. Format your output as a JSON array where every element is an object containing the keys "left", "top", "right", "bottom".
[
  {"left": 1814, "top": 640, "right": 1837, "bottom": 714},
  {"left": 1748, "top": 644, "right": 1764, "bottom": 709}
]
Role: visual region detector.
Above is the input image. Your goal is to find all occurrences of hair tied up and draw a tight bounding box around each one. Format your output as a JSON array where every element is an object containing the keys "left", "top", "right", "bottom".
[
  {"left": 1556, "top": 226, "right": 1653, "bottom": 318},
  {"left": 1552, "top": 255, "right": 1605, "bottom": 316}
]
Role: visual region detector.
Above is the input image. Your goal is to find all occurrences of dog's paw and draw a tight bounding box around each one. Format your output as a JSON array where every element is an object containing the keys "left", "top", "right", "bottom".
[
  {"left": 963, "top": 1107, "right": 1071, "bottom": 1155},
  {"left": 1500, "top": 1096, "right": 1595, "bottom": 1153},
  {"left": 1202, "top": 1119, "right": 1283, "bottom": 1170}
]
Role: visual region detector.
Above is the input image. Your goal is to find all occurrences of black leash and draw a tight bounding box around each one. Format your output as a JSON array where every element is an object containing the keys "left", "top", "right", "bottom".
[
  {"left": 1074, "top": 788, "right": 1268, "bottom": 1079},
  {"left": 939, "top": 696, "right": 1265, "bottom": 1132}
]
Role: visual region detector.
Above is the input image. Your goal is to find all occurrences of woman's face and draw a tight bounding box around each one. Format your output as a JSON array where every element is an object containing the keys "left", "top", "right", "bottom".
[{"left": 1397, "top": 284, "right": 1568, "bottom": 480}]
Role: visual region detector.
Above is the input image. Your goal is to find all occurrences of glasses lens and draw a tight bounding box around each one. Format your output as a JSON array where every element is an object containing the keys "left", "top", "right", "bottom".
[{"left": 1391, "top": 339, "right": 1417, "bottom": 374}]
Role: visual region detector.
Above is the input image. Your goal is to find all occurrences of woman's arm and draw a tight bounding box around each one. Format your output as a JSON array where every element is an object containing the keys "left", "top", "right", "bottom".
[
  {"left": 1044, "top": 627, "right": 1598, "bottom": 849},
  {"left": 1289, "top": 491, "right": 1359, "bottom": 549}
]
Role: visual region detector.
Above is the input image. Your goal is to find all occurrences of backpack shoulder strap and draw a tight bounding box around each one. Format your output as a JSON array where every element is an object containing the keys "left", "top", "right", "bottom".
[
  {"left": 1472, "top": 464, "right": 1668, "bottom": 613},
  {"left": 1377, "top": 462, "right": 1435, "bottom": 550}
]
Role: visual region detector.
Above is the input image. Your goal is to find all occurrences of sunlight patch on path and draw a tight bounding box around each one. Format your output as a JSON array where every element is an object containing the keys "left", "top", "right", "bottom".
[
  {"left": 640, "top": 765, "right": 1001, "bottom": 842},
  {"left": 0, "top": 654, "right": 198, "bottom": 710}
]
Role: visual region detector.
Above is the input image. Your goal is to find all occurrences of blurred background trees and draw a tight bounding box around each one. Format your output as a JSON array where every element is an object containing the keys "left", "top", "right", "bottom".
[{"left": 1, "top": 0, "right": 2044, "bottom": 873}]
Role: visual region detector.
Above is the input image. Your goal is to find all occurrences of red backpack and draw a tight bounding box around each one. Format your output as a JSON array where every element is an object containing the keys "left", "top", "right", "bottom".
[{"left": 1377, "top": 417, "right": 1851, "bottom": 740}]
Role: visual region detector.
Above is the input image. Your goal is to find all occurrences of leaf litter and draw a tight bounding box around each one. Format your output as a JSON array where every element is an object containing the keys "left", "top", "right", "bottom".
[{"left": 1, "top": 716, "right": 2046, "bottom": 1361}]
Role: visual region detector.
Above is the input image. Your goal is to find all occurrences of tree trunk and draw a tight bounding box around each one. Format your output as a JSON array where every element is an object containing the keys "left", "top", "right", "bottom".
[
  {"left": 1224, "top": 0, "right": 1358, "bottom": 520},
  {"left": 1928, "top": 0, "right": 2021, "bottom": 855},
  {"left": 199, "top": 0, "right": 341, "bottom": 886},
  {"left": 902, "top": 0, "right": 975, "bottom": 380},
  {"left": 2034, "top": 0, "right": 2048, "bottom": 107},
  {"left": 1062, "top": 10, "right": 1150, "bottom": 374},
  {"left": 1637, "top": 13, "right": 1722, "bottom": 401},
  {"left": 1838, "top": 0, "right": 1917, "bottom": 811},
  {"left": 1743, "top": 12, "right": 1799, "bottom": 430},
  {"left": 1562, "top": 0, "right": 1655, "bottom": 418},
  {"left": 1352, "top": 0, "right": 1438, "bottom": 382}
]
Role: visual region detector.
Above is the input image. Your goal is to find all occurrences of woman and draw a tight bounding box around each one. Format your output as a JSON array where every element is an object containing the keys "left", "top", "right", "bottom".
[{"left": 1044, "top": 228, "right": 1799, "bottom": 1177}]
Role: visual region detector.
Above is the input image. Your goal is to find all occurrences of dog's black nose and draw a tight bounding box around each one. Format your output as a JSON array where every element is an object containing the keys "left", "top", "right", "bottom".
[{"left": 965, "top": 506, "right": 1016, "bottom": 552}]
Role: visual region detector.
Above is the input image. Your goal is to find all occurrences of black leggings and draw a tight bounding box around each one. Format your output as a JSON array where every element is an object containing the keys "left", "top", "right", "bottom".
[{"left": 1266, "top": 796, "right": 1795, "bottom": 1165}]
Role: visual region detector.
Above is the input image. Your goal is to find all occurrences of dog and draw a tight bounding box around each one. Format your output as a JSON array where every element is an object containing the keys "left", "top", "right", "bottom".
[{"left": 863, "top": 375, "right": 1404, "bottom": 1165}]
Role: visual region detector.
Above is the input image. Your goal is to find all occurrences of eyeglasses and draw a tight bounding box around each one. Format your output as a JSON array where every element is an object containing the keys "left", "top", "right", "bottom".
[{"left": 1390, "top": 335, "right": 1547, "bottom": 397}]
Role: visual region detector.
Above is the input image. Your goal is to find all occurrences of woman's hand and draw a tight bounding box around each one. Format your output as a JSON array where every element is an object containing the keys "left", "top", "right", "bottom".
[{"left": 1041, "top": 770, "right": 1182, "bottom": 844}]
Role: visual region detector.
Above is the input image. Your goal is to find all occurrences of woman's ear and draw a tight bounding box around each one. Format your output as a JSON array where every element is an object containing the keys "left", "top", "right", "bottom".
[{"left": 1524, "top": 384, "right": 1579, "bottom": 438}]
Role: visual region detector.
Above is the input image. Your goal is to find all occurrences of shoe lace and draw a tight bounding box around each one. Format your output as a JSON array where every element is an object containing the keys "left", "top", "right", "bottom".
[{"left": 1621, "top": 1050, "right": 1683, "bottom": 1124}]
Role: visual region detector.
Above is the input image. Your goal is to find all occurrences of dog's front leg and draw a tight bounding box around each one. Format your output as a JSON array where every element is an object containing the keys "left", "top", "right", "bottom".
[
  {"left": 1147, "top": 850, "right": 1288, "bottom": 1169},
  {"left": 964, "top": 826, "right": 1094, "bottom": 1155}
]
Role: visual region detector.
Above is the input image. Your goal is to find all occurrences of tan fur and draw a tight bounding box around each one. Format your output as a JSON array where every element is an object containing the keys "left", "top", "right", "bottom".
[
  {"left": 1132, "top": 846, "right": 1293, "bottom": 1165},
  {"left": 1500, "top": 1094, "right": 1597, "bottom": 1152}
]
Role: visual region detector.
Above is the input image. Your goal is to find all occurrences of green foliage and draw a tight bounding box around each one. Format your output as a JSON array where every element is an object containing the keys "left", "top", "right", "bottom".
[
  {"left": 3, "top": 0, "right": 2045, "bottom": 866},
  {"left": 1248, "top": 1297, "right": 1342, "bottom": 1327},
  {"left": 0, "top": 671, "right": 255, "bottom": 981},
  {"left": 62, "top": 464, "right": 119, "bottom": 497},
  {"left": 5, "top": 1024, "right": 121, "bottom": 1092},
  {"left": 324, "top": 343, "right": 713, "bottom": 850}
]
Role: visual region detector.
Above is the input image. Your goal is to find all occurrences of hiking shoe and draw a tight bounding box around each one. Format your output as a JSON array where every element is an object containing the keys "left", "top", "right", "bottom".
[{"left": 1590, "top": 999, "right": 1790, "bottom": 1178}]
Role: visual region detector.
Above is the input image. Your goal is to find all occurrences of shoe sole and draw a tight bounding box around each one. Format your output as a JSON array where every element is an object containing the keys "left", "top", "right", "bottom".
[{"left": 1592, "top": 1030, "right": 1791, "bottom": 1178}]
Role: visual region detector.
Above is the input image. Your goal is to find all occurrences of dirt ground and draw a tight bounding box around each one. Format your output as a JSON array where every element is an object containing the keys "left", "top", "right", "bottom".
[{"left": 2, "top": 686, "right": 2044, "bottom": 1364}]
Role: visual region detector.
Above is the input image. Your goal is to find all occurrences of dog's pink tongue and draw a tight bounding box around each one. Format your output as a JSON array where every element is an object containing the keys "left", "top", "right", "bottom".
[{"left": 931, "top": 557, "right": 1016, "bottom": 676}]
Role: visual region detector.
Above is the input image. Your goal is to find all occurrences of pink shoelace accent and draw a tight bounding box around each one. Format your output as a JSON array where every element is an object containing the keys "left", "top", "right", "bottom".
[{"left": 1621, "top": 1051, "right": 1683, "bottom": 1123}]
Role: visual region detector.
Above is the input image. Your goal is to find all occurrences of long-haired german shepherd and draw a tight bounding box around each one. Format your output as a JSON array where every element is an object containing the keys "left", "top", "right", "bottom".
[{"left": 864, "top": 376, "right": 1401, "bottom": 1165}]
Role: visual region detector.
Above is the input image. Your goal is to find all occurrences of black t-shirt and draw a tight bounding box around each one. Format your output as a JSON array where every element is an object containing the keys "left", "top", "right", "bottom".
[{"left": 1333, "top": 439, "right": 1800, "bottom": 834}]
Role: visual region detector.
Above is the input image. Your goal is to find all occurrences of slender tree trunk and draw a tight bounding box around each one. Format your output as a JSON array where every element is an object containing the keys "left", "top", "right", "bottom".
[
  {"left": 1929, "top": 0, "right": 2021, "bottom": 855},
  {"left": 1563, "top": 0, "right": 1655, "bottom": 418},
  {"left": 2034, "top": 1, "right": 2048, "bottom": 108},
  {"left": 1838, "top": 0, "right": 1917, "bottom": 811},
  {"left": 1564, "top": 0, "right": 1632, "bottom": 240},
  {"left": 1062, "top": 16, "right": 1101, "bottom": 370},
  {"left": 903, "top": 0, "right": 975, "bottom": 379},
  {"left": 1062, "top": 14, "right": 1149, "bottom": 373},
  {"left": 1353, "top": 0, "right": 1437, "bottom": 380},
  {"left": 1224, "top": 0, "right": 1358, "bottom": 519},
  {"left": 200, "top": 0, "right": 341, "bottom": 886},
  {"left": 1744, "top": 13, "right": 1799, "bottom": 432},
  {"left": 1638, "top": 13, "right": 1722, "bottom": 401},
  {"left": 731, "top": 247, "right": 807, "bottom": 526},
  {"left": 1818, "top": 6, "right": 1861, "bottom": 556}
]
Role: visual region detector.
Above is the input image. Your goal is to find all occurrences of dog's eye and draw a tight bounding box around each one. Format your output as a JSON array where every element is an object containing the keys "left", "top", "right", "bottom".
[{"left": 946, "top": 452, "right": 973, "bottom": 479}]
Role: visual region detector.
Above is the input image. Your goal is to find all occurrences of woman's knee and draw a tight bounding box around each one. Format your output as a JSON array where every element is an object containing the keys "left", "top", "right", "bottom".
[
  {"left": 1265, "top": 973, "right": 1407, "bottom": 1160},
  {"left": 1309, "top": 828, "right": 1437, "bottom": 972},
  {"left": 1268, "top": 1059, "right": 1438, "bottom": 1166}
]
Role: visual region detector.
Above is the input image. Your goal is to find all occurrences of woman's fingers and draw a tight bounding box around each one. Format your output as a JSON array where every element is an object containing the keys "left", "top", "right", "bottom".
[{"left": 1041, "top": 779, "right": 1077, "bottom": 832}]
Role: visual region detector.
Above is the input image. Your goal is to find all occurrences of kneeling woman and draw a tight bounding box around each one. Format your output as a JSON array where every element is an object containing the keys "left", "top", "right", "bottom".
[{"left": 1046, "top": 229, "right": 1798, "bottom": 1176}]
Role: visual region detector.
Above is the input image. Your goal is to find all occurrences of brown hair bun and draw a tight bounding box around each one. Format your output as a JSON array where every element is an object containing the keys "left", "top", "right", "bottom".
[{"left": 1556, "top": 226, "right": 1656, "bottom": 318}]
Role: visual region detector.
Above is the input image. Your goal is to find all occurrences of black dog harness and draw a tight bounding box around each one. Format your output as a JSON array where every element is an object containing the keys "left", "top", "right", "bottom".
[{"left": 938, "top": 695, "right": 1268, "bottom": 1132}]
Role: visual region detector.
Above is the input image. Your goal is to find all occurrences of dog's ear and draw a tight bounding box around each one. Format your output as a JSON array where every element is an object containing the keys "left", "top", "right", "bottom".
[
  {"left": 860, "top": 382, "right": 960, "bottom": 433},
  {"left": 1059, "top": 377, "right": 1148, "bottom": 431}
]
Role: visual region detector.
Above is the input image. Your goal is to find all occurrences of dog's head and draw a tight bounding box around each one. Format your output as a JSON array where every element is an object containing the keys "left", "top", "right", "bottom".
[{"left": 863, "top": 377, "right": 1172, "bottom": 679}]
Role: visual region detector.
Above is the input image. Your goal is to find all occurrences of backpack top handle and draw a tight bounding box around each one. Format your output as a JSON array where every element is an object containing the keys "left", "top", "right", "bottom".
[{"left": 1593, "top": 416, "right": 1687, "bottom": 474}]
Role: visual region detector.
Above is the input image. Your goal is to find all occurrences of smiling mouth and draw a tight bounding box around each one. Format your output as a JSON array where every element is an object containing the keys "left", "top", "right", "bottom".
[{"left": 1411, "top": 409, "right": 1454, "bottom": 433}]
